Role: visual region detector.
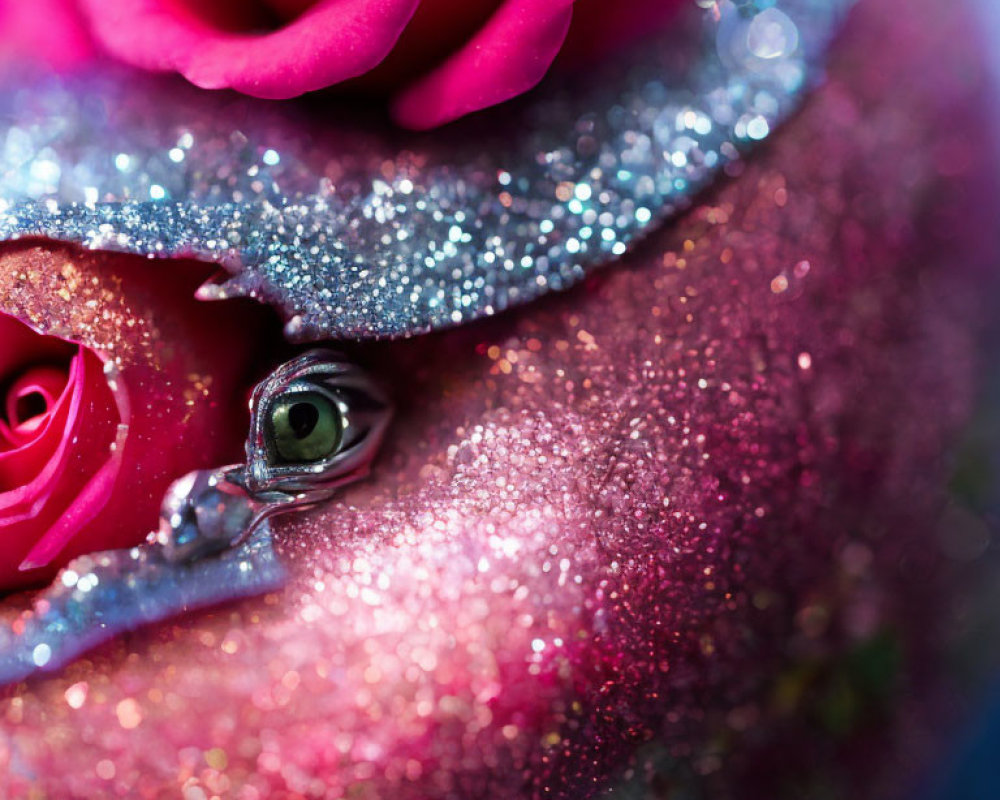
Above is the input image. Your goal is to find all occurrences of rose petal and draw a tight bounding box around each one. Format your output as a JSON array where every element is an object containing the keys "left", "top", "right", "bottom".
[
  {"left": 0, "top": 312, "right": 73, "bottom": 384},
  {"left": 0, "top": 349, "right": 84, "bottom": 518},
  {"left": 0, "top": 0, "right": 94, "bottom": 69},
  {"left": 0, "top": 344, "right": 119, "bottom": 582},
  {"left": 0, "top": 421, "right": 13, "bottom": 450},
  {"left": 555, "top": 0, "right": 688, "bottom": 68},
  {"left": 16, "top": 443, "right": 122, "bottom": 571},
  {"left": 0, "top": 362, "right": 75, "bottom": 490},
  {"left": 78, "top": 0, "right": 422, "bottom": 99},
  {"left": 334, "top": 0, "right": 503, "bottom": 95},
  {"left": 17, "top": 346, "right": 126, "bottom": 571},
  {"left": 18, "top": 429, "right": 124, "bottom": 571},
  {"left": 0, "top": 314, "right": 74, "bottom": 460},
  {"left": 16, "top": 450, "right": 121, "bottom": 571},
  {"left": 391, "top": 0, "right": 575, "bottom": 129},
  {"left": 4, "top": 365, "right": 68, "bottom": 442}
]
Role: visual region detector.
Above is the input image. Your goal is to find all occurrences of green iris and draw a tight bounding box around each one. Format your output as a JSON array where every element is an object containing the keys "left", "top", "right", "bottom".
[{"left": 269, "top": 391, "right": 343, "bottom": 463}]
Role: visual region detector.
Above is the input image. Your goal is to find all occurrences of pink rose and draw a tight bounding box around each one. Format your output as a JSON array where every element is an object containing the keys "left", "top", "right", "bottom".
[
  {"left": 0, "top": 0, "right": 684, "bottom": 128},
  {"left": 0, "top": 244, "right": 274, "bottom": 592}
]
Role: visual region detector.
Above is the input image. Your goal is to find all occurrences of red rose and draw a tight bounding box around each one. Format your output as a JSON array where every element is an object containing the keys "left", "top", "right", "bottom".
[
  {"left": 0, "top": 0, "right": 684, "bottom": 128},
  {"left": 0, "top": 244, "right": 274, "bottom": 592}
]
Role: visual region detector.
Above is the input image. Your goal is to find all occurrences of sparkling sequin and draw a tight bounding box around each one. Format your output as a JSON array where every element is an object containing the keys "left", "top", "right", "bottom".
[{"left": 0, "top": 0, "right": 849, "bottom": 341}]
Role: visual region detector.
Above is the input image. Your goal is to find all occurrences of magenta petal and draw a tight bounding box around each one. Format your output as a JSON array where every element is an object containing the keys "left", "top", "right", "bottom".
[
  {"left": 78, "top": 0, "right": 422, "bottom": 99},
  {"left": 0, "top": 419, "right": 15, "bottom": 451},
  {"left": 0, "top": 311, "right": 73, "bottom": 381},
  {"left": 0, "top": 0, "right": 95, "bottom": 70},
  {"left": 4, "top": 364, "right": 67, "bottom": 445},
  {"left": 0, "top": 350, "right": 84, "bottom": 518},
  {"left": 0, "top": 368, "right": 74, "bottom": 479},
  {"left": 18, "top": 447, "right": 123, "bottom": 571},
  {"left": 391, "top": 0, "right": 575, "bottom": 130},
  {"left": 19, "top": 350, "right": 131, "bottom": 570}
]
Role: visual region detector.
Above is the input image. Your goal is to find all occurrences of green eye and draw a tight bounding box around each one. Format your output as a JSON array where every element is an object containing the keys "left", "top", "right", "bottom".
[{"left": 269, "top": 391, "right": 343, "bottom": 464}]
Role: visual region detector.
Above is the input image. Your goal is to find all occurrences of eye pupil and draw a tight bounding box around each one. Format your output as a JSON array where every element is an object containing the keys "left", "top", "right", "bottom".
[
  {"left": 269, "top": 391, "right": 343, "bottom": 464},
  {"left": 288, "top": 401, "right": 319, "bottom": 439}
]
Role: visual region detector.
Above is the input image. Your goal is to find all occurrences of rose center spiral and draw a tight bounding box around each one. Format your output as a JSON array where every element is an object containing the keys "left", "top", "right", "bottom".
[
  {"left": 15, "top": 392, "right": 47, "bottom": 425},
  {"left": 2, "top": 364, "right": 70, "bottom": 444}
]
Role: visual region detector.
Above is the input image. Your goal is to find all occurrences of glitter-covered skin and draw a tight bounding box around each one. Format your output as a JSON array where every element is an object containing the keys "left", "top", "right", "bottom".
[{"left": 1, "top": 0, "right": 998, "bottom": 797}]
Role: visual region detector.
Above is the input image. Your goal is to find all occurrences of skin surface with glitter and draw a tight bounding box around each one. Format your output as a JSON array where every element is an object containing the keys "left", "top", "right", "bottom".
[{"left": 0, "top": 0, "right": 998, "bottom": 797}]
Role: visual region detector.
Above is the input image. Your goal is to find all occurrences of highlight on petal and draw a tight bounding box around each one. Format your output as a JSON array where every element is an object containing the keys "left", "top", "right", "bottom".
[
  {"left": 77, "top": 0, "right": 422, "bottom": 99},
  {"left": 18, "top": 351, "right": 128, "bottom": 572},
  {"left": 391, "top": 0, "right": 575, "bottom": 130}
]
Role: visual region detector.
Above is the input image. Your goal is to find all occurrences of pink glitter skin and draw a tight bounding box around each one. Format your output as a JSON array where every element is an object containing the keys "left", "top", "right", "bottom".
[{"left": 1, "top": 0, "right": 999, "bottom": 796}]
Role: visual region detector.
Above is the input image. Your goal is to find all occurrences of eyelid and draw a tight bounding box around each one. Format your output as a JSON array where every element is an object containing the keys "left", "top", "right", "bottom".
[{"left": 244, "top": 350, "right": 393, "bottom": 498}]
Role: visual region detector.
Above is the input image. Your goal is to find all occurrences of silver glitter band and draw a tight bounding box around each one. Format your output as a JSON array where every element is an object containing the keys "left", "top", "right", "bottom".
[{"left": 0, "top": 0, "right": 850, "bottom": 341}]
